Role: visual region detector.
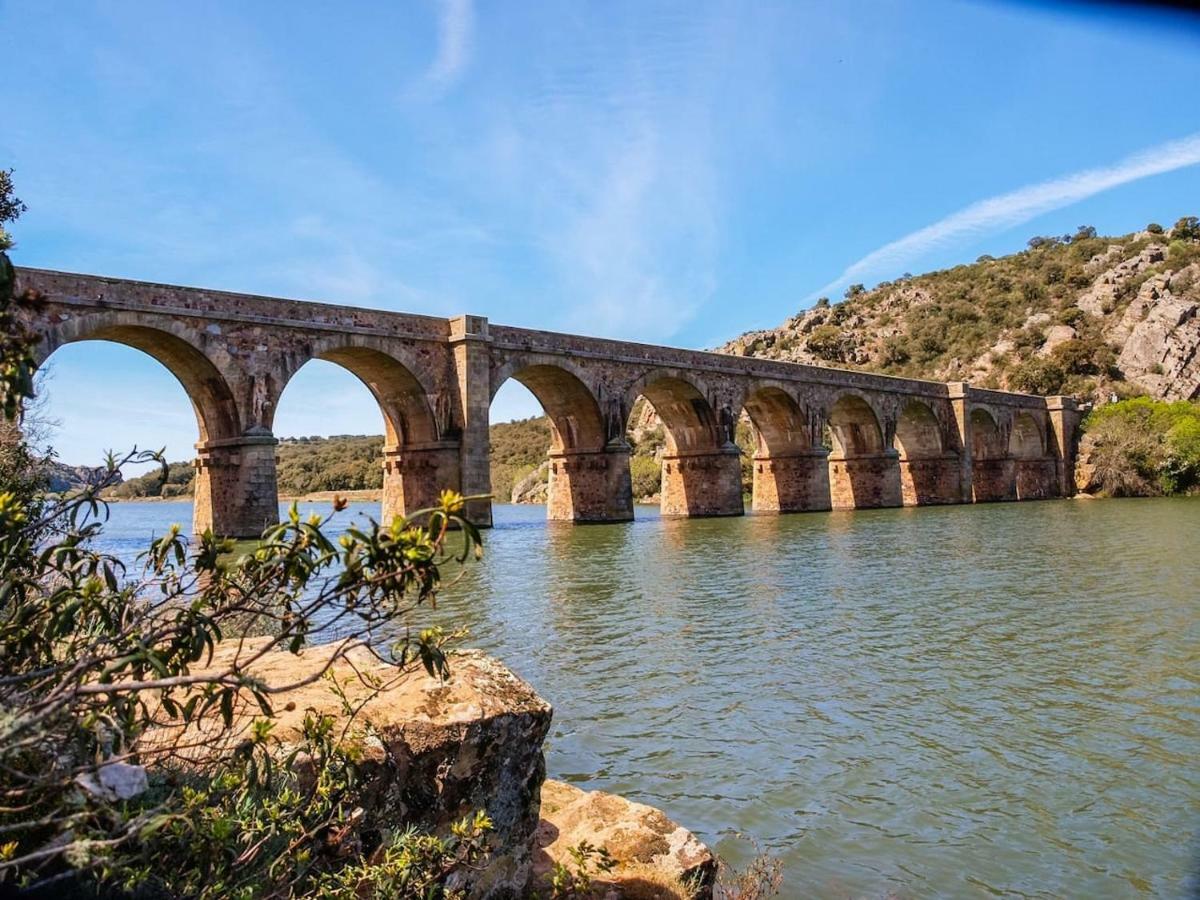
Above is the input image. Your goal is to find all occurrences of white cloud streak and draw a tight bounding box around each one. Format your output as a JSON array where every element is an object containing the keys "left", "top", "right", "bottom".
[
  {"left": 422, "top": 0, "right": 473, "bottom": 91},
  {"left": 809, "top": 131, "right": 1200, "bottom": 302}
]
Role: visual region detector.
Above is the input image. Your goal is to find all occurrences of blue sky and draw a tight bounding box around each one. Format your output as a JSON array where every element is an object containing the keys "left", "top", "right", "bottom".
[{"left": 2, "top": 0, "right": 1199, "bottom": 466}]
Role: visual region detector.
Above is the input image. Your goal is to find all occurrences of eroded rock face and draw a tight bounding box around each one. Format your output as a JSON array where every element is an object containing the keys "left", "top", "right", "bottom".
[
  {"left": 510, "top": 460, "right": 550, "bottom": 504},
  {"left": 533, "top": 780, "right": 718, "bottom": 900},
  {"left": 156, "top": 641, "right": 553, "bottom": 899},
  {"left": 1113, "top": 270, "right": 1200, "bottom": 401}
]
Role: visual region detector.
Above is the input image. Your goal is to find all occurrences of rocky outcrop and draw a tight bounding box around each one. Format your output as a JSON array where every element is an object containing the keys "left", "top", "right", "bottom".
[
  {"left": 711, "top": 225, "right": 1200, "bottom": 404},
  {"left": 151, "top": 641, "right": 552, "bottom": 897},
  {"left": 44, "top": 460, "right": 118, "bottom": 493},
  {"left": 150, "top": 640, "right": 715, "bottom": 899},
  {"left": 511, "top": 460, "right": 549, "bottom": 504},
  {"left": 533, "top": 780, "right": 717, "bottom": 899},
  {"left": 1111, "top": 266, "right": 1200, "bottom": 400}
]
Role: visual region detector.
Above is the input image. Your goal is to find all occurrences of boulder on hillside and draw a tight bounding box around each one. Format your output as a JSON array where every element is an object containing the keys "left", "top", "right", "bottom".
[{"left": 533, "top": 780, "right": 718, "bottom": 899}]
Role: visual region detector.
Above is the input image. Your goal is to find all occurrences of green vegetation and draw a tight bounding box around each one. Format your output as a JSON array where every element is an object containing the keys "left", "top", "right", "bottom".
[
  {"left": 1081, "top": 398, "right": 1200, "bottom": 496},
  {"left": 489, "top": 415, "right": 551, "bottom": 501}
]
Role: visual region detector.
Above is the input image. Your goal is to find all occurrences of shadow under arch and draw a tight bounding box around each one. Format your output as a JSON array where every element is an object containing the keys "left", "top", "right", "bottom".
[
  {"left": 492, "top": 363, "right": 630, "bottom": 523},
  {"left": 894, "top": 399, "right": 960, "bottom": 506},
  {"left": 274, "top": 343, "right": 458, "bottom": 523},
  {"left": 630, "top": 374, "right": 742, "bottom": 518},
  {"left": 825, "top": 393, "right": 901, "bottom": 509},
  {"left": 970, "top": 407, "right": 1014, "bottom": 502},
  {"left": 1010, "top": 410, "right": 1056, "bottom": 500},
  {"left": 741, "top": 384, "right": 829, "bottom": 513}
]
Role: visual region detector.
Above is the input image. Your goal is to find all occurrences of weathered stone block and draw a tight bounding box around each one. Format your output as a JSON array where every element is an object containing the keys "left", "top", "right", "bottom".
[
  {"left": 751, "top": 450, "right": 831, "bottom": 513},
  {"left": 660, "top": 450, "right": 744, "bottom": 517},
  {"left": 828, "top": 452, "right": 902, "bottom": 509},
  {"left": 972, "top": 457, "right": 1016, "bottom": 502},
  {"left": 899, "top": 454, "right": 962, "bottom": 506},
  {"left": 547, "top": 446, "right": 634, "bottom": 523}
]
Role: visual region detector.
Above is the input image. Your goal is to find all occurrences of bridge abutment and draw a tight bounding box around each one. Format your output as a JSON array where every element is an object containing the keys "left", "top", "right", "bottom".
[
  {"left": 193, "top": 432, "right": 279, "bottom": 538},
  {"left": 381, "top": 442, "right": 463, "bottom": 522},
  {"left": 660, "top": 448, "right": 744, "bottom": 518},
  {"left": 751, "top": 450, "right": 831, "bottom": 513},
  {"left": 546, "top": 444, "right": 634, "bottom": 523},
  {"left": 828, "top": 450, "right": 902, "bottom": 510}
]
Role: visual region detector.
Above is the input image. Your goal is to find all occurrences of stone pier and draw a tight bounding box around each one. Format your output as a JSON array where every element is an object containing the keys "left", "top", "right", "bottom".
[
  {"left": 751, "top": 450, "right": 832, "bottom": 513},
  {"left": 660, "top": 449, "right": 744, "bottom": 517}
]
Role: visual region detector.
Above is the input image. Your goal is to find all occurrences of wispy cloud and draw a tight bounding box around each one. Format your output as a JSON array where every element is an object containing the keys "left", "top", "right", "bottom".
[
  {"left": 809, "top": 131, "right": 1200, "bottom": 302},
  {"left": 421, "top": 0, "right": 473, "bottom": 92}
]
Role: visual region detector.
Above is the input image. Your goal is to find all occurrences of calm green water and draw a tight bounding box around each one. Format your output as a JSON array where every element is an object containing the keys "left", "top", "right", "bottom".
[{"left": 97, "top": 498, "right": 1200, "bottom": 897}]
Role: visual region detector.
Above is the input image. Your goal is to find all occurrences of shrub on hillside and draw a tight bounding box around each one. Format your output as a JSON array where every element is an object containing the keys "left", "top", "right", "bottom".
[
  {"left": 1171, "top": 216, "right": 1200, "bottom": 241},
  {"left": 1050, "top": 336, "right": 1115, "bottom": 377},
  {"left": 1007, "top": 357, "right": 1065, "bottom": 395}
]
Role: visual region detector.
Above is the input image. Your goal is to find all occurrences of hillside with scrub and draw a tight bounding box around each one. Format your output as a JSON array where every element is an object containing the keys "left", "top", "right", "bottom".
[{"left": 720, "top": 218, "right": 1200, "bottom": 403}]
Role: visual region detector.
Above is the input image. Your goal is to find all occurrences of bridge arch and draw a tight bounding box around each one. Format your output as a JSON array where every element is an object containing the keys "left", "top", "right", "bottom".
[
  {"left": 490, "top": 361, "right": 607, "bottom": 453},
  {"left": 824, "top": 393, "right": 900, "bottom": 509},
  {"left": 490, "top": 360, "right": 629, "bottom": 523},
  {"left": 894, "top": 399, "right": 959, "bottom": 506},
  {"left": 740, "top": 384, "right": 830, "bottom": 513},
  {"left": 1010, "top": 410, "right": 1056, "bottom": 500},
  {"left": 626, "top": 373, "right": 723, "bottom": 454},
  {"left": 970, "top": 407, "right": 1013, "bottom": 502},
  {"left": 742, "top": 384, "right": 810, "bottom": 455},
  {"left": 627, "top": 372, "right": 742, "bottom": 518},
  {"left": 278, "top": 341, "right": 442, "bottom": 448},
  {"left": 33, "top": 312, "right": 275, "bottom": 536},
  {"left": 274, "top": 338, "right": 456, "bottom": 522},
  {"left": 36, "top": 314, "right": 241, "bottom": 444},
  {"left": 1009, "top": 411, "right": 1044, "bottom": 459},
  {"left": 826, "top": 393, "right": 885, "bottom": 458}
]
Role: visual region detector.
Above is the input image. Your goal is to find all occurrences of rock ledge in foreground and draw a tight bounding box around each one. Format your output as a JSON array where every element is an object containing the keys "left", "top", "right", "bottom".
[{"left": 533, "top": 779, "right": 718, "bottom": 899}]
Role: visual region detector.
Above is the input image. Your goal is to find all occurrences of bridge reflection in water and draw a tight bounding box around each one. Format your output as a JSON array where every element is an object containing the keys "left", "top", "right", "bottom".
[{"left": 19, "top": 267, "right": 1078, "bottom": 535}]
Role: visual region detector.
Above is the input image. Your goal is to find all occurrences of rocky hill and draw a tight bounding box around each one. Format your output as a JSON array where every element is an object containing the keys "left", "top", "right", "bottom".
[{"left": 718, "top": 218, "right": 1200, "bottom": 402}]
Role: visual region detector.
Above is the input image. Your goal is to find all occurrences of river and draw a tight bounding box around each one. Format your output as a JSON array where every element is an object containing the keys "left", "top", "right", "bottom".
[{"left": 93, "top": 497, "right": 1199, "bottom": 897}]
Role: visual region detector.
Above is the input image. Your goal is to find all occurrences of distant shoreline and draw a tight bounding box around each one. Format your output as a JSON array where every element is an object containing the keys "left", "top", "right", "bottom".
[{"left": 103, "top": 489, "right": 385, "bottom": 505}]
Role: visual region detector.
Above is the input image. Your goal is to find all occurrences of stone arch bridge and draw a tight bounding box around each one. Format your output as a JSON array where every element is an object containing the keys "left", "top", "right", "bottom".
[{"left": 17, "top": 268, "right": 1081, "bottom": 536}]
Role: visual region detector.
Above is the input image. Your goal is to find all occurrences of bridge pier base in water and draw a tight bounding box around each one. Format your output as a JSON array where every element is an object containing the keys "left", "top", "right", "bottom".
[
  {"left": 899, "top": 454, "right": 963, "bottom": 506},
  {"left": 660, "top": 448, "right": 744, "bottom": 517},
  {"left": 547, "top": 444, "right": 635, "bottom": 523},
  {"left": 972, "top": 457, "right": 1016, "bottom": 502},
  {"left": 193, "top": 431, "right": 280, "bottom": 538},
  {"left": 828, "top": 450, "right": 902, "bottom": 510},
  {"left": 751, "top": 450, "right": 832, "bottom": 513},
  {"left": 1015, "top": 458, "right": 1058, "bottom": 500},
  {"left": 381, "top": 442, "right": 463, "bottom": 522}
]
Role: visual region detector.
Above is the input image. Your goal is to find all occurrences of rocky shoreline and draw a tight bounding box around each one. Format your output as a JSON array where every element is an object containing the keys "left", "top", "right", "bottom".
[{"left": 153, "top": 639, "right": 716, "bottom": 899}]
